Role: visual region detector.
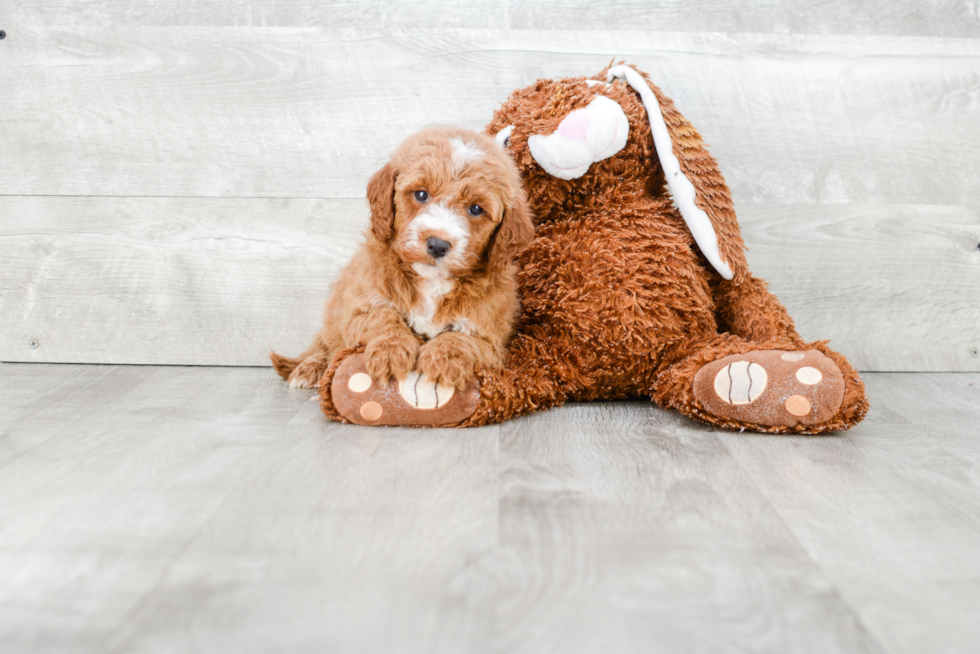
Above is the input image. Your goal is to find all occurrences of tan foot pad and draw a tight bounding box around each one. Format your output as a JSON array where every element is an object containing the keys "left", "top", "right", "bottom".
[
  {"left": 330, "top": 353, "right": 480, "bottom": 427},
  {"left": 693, "top": 350, "right": 845, "bottom": 428}
]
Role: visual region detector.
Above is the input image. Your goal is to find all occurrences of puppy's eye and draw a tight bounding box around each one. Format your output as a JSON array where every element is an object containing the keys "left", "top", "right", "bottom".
[
  {"left": 414, "top": 190, "right": 429, "bottom": 203},
  {"left": 468, "top": 205, "right": 484, "bottom": 217}
]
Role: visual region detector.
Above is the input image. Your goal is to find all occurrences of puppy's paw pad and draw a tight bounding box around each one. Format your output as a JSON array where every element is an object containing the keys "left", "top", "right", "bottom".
[
  {"left": 329, "top": 353, "right": 479, "bottom": 426},
  {"left": 694, "top": 349, "right": 845, "bottom": 428}
]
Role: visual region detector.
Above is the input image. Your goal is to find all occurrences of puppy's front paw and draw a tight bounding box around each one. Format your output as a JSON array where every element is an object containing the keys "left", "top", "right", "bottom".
[
  {"left": 288, "top": 355, "right": 328, "bottom": 389},
  {"left": 364, "top": 333, "right": 419, "bottom": 382},
  {"left": 416, "top": 339, "right": 476, "bottom": 389}
]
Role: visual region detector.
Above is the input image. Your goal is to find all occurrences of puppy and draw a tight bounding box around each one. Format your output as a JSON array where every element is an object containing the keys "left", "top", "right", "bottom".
[{"left": 271, "top": 127, "right": 534, "bottom": 391}]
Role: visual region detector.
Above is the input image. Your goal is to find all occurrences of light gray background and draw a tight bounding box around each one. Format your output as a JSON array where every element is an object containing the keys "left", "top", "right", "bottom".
[{"left": 1, "top": 3, "right": 977, "bottom": 370}]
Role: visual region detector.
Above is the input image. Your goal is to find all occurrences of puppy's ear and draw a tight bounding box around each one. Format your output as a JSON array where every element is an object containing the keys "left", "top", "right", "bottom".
[
  {"left": 367, "top": 161, "right": 398, "bottom": 243},
  {"left": 487, "top": 189, "right": 535, "bottom": 269}
]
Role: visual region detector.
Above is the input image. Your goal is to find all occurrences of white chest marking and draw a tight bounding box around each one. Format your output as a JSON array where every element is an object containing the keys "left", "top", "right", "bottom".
[{"left": 408, "top": 263, "right": 456, "bottom": 338}]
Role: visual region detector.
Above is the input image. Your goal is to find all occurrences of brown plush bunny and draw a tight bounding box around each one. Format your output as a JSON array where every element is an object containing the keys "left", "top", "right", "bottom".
[{"left": 320, "top": 64, "right": 869, "bottom": 433}]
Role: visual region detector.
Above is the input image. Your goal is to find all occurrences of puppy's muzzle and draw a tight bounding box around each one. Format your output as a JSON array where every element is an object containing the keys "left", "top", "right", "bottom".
[{"left": 426, "top": 236, "right": 451, "bottom": 259}]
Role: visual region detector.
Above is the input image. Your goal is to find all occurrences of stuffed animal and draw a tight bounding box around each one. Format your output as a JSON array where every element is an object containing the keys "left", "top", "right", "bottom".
[{"left": 319, "top": 63, "right": 869, "bottom": 433}]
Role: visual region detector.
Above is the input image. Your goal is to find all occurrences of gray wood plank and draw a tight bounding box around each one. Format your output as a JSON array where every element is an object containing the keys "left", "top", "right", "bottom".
[
  {"left": 0, "top": 364, "right": 499, "bottom": 654},
  {"left": 0, "top": 365, "right": 311, "bottom": 653},
  {"left": 1, "top": 365, "right": 978, "bottom": 651},
  {"left": 0, "top": 28, "right": 977, "bottom": 205},
  {"left": 105, "top": 401, "right": 500, "bottom": 654},
  {"left": 742, "top": 205, "right": 980, "bottom": 373},
  {"left": 494, "top": 401, "right": 884, "bottom": 654},
  {"left": 3, "top": 197, "right": 977, "bottom": 371},
  {"left": 0, "top": 196, "right": 366, "bottom": 366},
  {"left": 2, "top": 1, "right": 977, "bottom": 36},
  {"left": 716, "top": 372, "right": 980, "bottom": 654},
  {"left": 0, "top": 363, "right": 161, "bottom": 468}
]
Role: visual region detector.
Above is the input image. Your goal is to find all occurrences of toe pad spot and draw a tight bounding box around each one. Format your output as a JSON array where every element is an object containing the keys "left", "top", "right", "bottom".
[
  {"left": 795, "top": 366, "right": 823, "bottom": 385},
  {"left": 360, "top": 401, "right": 383, "bottom": 421},
  {"left": 348, "top": 372, "right": 373, "bottom": 393},
  {"left": 785, "top": 395, "right": 811, "bottom": 416}
]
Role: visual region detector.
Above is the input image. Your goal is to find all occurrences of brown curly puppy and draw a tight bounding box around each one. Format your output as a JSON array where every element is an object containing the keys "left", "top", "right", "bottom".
[{"left": 271, "top": 127, "right": 533, "bottom": 392}]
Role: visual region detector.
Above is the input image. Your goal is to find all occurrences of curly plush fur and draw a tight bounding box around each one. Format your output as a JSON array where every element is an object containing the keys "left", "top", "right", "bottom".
[{"left": 316, "top": 64, "right": 868, "bottom": 433}]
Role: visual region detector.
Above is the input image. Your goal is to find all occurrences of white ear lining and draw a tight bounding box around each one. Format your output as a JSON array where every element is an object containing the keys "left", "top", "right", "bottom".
[
  {"left": 495, "top": 125, "right": 514, "bottom": 148},
  {"left": 606, "top": 65, "right": 734, "bottom": 280}
]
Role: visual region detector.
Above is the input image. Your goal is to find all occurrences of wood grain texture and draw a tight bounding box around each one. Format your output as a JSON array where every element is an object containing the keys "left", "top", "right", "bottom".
[
  {"left": 494, "top": 402, "right": 882, "bottom": 653},
  {"left": 0, "top": 196, "right": 367, "bottom": 365},
  {"left": 1, "top": 24, "right": 977, "bottom": 371},
  {"left": 0, "top": 366, "right": 308, "bottom": 652},
  {"left": 2, "top": 1, "right": 979, "bottom": 35},
  {"left": 0, "top": 364, "right": 497, "bottom": 654},
  {"left": 108, "top": 399, "right": 500, "bottom": 654},
  {"left": 0, "top": 363, "right": 154, "bottom": 471},
  {"left": 3, "top": 197, "right": 977, "bottom": 370},
  {"left": 0, "top": 28, "right": 978, "bottom": 205},
  {"left": 2, "top": 365, "right": 978, "bottom": 652},
  {"left": 741, "top": 204, "right": 980, "bottom": 372},
  {"left": 715, "top": 372, "right": 980, "bottom": 654}
]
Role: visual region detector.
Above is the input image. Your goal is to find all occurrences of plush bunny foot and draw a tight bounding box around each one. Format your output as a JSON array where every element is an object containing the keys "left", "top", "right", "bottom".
[
  {"left": 693, "top": 350, "right": 845, "bottom": 429},
  {"left": 328, "top": 353, "right": 480, "bottom": 427}
]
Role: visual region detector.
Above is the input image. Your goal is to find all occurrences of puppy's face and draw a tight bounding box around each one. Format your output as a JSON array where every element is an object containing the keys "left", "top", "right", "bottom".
[{"left": 367, "top": 128, "right": 534, "bottom": 276}]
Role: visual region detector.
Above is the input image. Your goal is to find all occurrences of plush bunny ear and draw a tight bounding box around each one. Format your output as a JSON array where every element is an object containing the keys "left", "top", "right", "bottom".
[{"left": 607, "top": 65, "right": 746, "bottom": 282}]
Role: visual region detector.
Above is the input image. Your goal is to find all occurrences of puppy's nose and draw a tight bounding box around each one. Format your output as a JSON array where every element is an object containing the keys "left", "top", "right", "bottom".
[{"left": 426, "top": 236, "right": 451, "bottom": 259}]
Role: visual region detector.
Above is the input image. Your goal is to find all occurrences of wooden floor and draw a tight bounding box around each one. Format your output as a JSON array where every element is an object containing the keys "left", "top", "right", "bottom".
[{"left": 1, "top": 364, "right": 978, "bottom": 653}]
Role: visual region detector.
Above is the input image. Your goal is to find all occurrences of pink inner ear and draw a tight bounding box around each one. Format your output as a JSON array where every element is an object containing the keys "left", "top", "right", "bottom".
[{"left": 556, "top": 109, "right": 590, "bottom": 142}]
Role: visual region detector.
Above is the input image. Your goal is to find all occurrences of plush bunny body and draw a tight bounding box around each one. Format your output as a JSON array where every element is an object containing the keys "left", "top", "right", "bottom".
[{"left": 320, "top": 65, "right": 868, "bottom": 433}]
